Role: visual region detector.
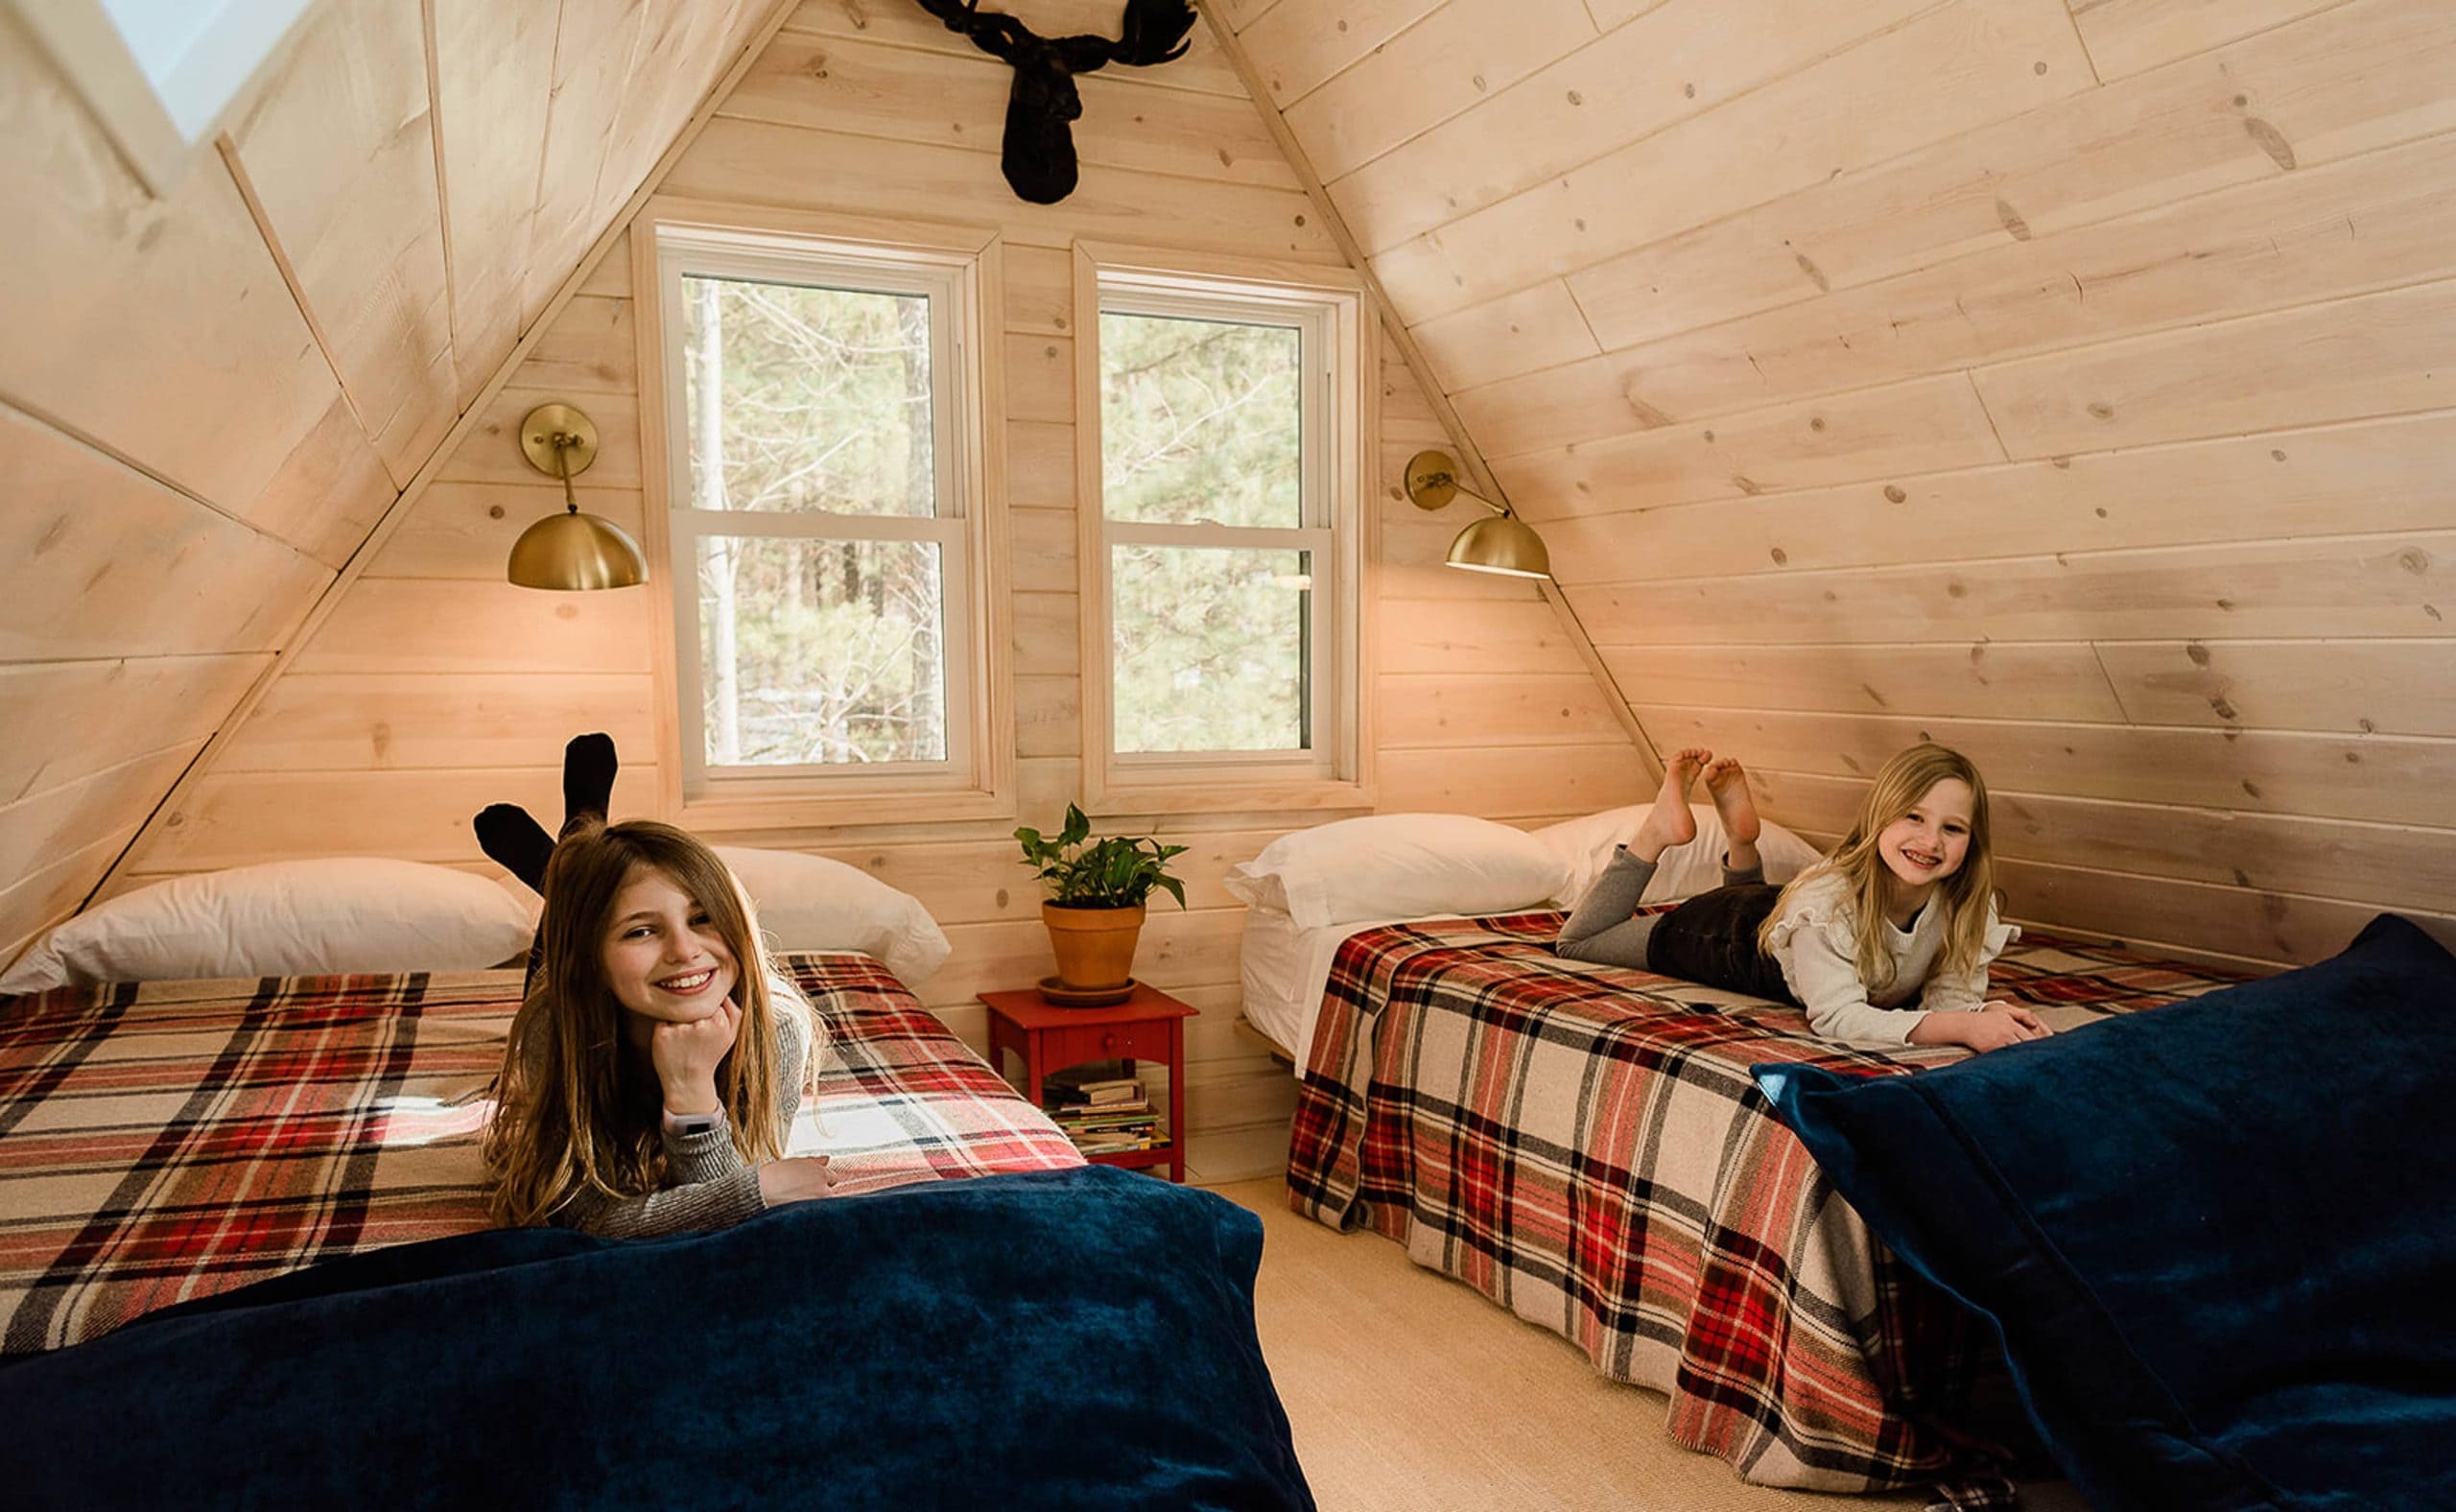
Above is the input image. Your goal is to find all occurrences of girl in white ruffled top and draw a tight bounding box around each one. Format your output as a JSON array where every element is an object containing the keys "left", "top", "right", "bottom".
[{"left": 1557, "top": 743, "right": 2051, "bottom": 1053}]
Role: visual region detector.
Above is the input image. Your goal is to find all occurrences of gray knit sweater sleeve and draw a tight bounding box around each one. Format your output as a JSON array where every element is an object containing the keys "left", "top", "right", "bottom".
[{"left": 554, "top": 983, "right": 813, "bottom": 1240}]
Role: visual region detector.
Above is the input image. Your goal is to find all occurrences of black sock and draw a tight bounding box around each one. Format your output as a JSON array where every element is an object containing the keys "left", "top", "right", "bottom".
[
  {"left": 563, "top": 732, "right": 618, "bottom": 827},
  {"left": 473, "top": 804, "right": 555, "bottom": 894}
]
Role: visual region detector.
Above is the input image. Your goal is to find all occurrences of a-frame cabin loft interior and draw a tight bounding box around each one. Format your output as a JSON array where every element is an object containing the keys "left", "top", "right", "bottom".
[{"left": 1, "top": 0, "right": 2451, "bottom": 1506}]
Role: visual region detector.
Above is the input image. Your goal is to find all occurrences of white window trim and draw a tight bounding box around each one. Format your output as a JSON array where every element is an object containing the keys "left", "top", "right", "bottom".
[
  {"left": 632, "top": 198, "right": 1014, "bottom": 831},
  {"left": 1073, "top": 243, "right": 1377, "bottom": 818}
]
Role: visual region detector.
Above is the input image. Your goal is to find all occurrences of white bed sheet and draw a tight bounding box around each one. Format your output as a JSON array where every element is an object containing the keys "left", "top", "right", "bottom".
[{"left": 1240, "top": 909, "right": 1462, "bottom": 1076}]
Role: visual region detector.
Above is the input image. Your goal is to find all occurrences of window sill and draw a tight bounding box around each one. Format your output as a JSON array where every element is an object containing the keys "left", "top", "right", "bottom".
[
  {"left": 676, "top": 784, "right": 1014, "bottom": 833},
  {"left": 1081, "top": 772, "right": 1375, "bottom": 820}
]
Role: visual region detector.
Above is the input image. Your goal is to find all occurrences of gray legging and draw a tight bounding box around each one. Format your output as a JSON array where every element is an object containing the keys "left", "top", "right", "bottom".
[{"left": 1555, "top": 848, "right": 1763, "bottom": 968}]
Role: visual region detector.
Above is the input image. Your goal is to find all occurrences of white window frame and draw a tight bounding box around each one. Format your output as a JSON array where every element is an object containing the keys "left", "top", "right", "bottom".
[
  {"left": 633, "top": 199, "right": 1014, "bottom": 830},
  {"left": 1074, "top": 244, "right": 1376, "bottom": 817}
]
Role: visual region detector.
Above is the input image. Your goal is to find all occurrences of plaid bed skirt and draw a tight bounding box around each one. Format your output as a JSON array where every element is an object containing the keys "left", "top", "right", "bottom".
[
  {"left": 0, "top": 954, "right": 1080, "bottom": 1355},
  {"left": 1286, "top": 911, "right": 2240, "bottom": 1507}
]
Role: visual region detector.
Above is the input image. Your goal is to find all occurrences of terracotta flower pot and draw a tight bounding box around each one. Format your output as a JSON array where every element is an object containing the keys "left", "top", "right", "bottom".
[{"left": 1042, "top": 902, "right": 1145, "bottom": 991}]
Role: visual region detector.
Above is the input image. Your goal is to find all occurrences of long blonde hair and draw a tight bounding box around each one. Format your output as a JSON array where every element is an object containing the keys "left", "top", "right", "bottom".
[
  {"left": 484, "top": 820, "right": 806, "bottom": 1227},
  {"left": 1758, "top": 744, "right": 2000, "bottom": 993}
]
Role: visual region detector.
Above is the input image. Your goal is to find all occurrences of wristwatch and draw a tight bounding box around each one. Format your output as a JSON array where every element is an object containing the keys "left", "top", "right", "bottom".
[{"left": 661, "top": 1105, "right": 726, "bottom": 1138}]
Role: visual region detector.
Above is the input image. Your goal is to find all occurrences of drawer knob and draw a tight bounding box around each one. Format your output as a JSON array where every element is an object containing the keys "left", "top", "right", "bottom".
[{"left": 1100, "top": 1031, "right": 1118, "bottom": 1051}]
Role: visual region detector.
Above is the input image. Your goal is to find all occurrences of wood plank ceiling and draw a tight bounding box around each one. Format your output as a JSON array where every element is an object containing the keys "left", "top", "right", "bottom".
[
  {"left": 0, "top": 0, "right": 784, "bottom": 958},
  {"left": 5, "top": 0, "right": 2449, "bottom": 976},
  {"left": 1216, "top": 0, "right": 2456, "bottom": 965}
]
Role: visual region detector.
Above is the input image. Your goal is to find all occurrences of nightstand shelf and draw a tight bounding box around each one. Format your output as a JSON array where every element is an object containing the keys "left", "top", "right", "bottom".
[{"left": 980, "top": 983, "right": 1198, "bottom": 1183}]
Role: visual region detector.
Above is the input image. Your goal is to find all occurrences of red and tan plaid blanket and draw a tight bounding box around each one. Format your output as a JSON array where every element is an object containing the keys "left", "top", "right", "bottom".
[
  {"left": 0, "top": 954, "right": 1079, "bottom": 1355},
  {"left": 1287, "top": 911, "right": 2241, "bottom": 1507}
]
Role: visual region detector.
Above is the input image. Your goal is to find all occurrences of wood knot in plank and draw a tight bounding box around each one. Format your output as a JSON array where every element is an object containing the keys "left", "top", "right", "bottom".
[
  {"left": 1620, "top": 388, "right": 1672, "bottom": 427},
  {"left": 2243, "top": 118, "right": 2297, "bottom": 171}
]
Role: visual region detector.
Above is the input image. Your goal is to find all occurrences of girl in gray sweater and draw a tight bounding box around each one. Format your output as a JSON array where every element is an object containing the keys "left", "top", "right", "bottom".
[{"left": 484, "top": 819, "right": 838, "bottom": 1237}]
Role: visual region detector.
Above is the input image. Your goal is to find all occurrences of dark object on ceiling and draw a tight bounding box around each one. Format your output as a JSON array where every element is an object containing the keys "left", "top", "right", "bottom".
[{"left": 913, "top": 0, "right": 1198, "bottom": 203}]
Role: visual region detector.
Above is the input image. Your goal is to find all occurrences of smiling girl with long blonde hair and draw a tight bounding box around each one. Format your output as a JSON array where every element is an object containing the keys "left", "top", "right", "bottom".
[{"left": 1557, "top": 744, "right": 2046, "bottom": 1051}]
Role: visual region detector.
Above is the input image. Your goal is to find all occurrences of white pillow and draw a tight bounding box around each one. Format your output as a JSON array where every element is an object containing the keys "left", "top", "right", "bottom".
[
  {"left": 1532, "top": 804, "right": 1826, "bottom": 910},
  {"left": 0, "top": 859, "right": 539, "bottom": 994},
  {"left": 714, "top": 846, "right": 950, "bottom": 987},
  {"left": 1223, "top": 814, "right": 1568, "bottom": 929}
]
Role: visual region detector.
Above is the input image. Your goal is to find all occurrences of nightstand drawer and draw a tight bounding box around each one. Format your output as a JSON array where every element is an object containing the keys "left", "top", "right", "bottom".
[{"left": 1046, "top": 1017, "right": 1173, "bottom": 1068}]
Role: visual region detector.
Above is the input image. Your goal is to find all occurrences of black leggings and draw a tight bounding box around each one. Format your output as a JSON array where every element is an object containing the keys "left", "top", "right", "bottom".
[{"left": 1555, "top": 849, "right": 1799, "bottom": 1005}]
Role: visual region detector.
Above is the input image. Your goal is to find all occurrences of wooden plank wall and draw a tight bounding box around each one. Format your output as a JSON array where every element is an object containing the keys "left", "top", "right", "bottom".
[
  {"left": 0, "top": 1, "right": 779, "bottom": 964},
  {"left": 114, "top": 1, "right": 1644, "bottom": 1182},
  {"left": 1224, "top": 0, "right": 2456, "bottom": 968}
]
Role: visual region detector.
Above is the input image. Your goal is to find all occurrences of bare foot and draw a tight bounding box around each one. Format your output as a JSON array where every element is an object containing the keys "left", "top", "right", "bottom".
[
  {"left": 1629, "top": 747, "right": 1708, "bottom": 861},
  {"left": 1702, "top": 757, "right": 1761, "bottom": 844},
  {"left": 1703, "top": 755, "right": 1762, "bottom": 872}
]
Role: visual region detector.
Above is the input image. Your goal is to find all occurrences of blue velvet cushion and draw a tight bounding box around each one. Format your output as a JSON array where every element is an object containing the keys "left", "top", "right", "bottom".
[
  {"left": 1756, "top": 914, "right": 2456, "bottom": 1512},
  {"left": 0, "top": 1165, "right": 1314, "bottom": 1511}
]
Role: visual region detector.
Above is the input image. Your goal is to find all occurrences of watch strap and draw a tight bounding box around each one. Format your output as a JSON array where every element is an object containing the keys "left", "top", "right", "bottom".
[{"left": 661, "top": 1105, "right": 726, "bottom": 1138}]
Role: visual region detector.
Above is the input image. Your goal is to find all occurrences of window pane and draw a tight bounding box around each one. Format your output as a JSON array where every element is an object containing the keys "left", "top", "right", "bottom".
[
  {"left": 1113, "top": 546, "right": 1310, "bottom": 754},
  {"left": 1099, "top": 312, "right": 1300, "bottom": 528},
  {"left": 681, "top": 274, "right": 934, "bottom": 518},
  {"left": 697, "top": 536, "right": 948, "bottom": 767}
]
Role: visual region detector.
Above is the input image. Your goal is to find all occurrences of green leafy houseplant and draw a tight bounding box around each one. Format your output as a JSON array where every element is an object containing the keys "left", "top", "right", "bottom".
[
  {"left": 1016, "top": 806, "right": 1188, "bottom": 999},
  {"left": 1014, "top": 804, "right": 1189, "bottom": 910}
]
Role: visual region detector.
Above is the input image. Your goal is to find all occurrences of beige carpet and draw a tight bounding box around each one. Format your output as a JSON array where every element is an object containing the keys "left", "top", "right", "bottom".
[{"left": 1208, "top": 1178, "right": 2088, "bottom": 1512}]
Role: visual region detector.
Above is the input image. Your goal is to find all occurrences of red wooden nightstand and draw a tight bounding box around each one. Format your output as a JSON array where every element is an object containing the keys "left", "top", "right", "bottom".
[{"left": 980, "top": 984, "right": 1198, "bottom": 1183}]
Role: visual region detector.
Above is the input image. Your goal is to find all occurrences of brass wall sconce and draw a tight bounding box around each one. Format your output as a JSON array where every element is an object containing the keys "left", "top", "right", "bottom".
[
  {"left": 1403, "top": 450, "right": 1551, "bottom": 579},
  {"left": 507, "top": 403, "right": 648, "bottom": 590}
]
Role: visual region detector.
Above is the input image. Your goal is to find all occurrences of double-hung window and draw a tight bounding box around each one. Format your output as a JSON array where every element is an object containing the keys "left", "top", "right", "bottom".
[
  {"left": 644, "top": 210, "right": 1007, "bottom": 825},
  {"left": 1077, "top": 249, "right": 1372, "bottom": 814}
]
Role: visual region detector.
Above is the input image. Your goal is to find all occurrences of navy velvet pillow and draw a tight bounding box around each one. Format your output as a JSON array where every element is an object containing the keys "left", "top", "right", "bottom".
[
  {"left": 0, "top": 1166, "right": 1314, "bottom": 1511},
  {"left": 1757, "top": 913, "right": 2456, "bottom": 1512}
]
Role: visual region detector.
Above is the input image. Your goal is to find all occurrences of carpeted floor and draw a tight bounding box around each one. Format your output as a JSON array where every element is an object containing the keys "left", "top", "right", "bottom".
[{"left": 1209, "top": 1177, "right": 2088, "bottom": 1512}]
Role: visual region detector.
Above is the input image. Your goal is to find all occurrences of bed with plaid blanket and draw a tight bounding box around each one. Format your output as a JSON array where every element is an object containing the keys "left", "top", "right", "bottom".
[
  {"left": 0, "top": 953, "right": 1080, "bottom": 1355},
  {"left": 1286, "top": 910, "right": 2242, "bottom": 1506}
]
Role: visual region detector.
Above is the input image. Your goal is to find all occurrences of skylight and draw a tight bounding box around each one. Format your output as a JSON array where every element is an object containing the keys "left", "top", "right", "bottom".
[
  {"left": 9, "top": 0, "right": 319, "bottom": 194},
  {"left": 100, "top": 0, "right": 317, "bottom": 142}
]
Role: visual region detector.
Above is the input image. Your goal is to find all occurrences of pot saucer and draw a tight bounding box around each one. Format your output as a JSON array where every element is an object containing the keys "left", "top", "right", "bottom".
[{"left": 1038, "top": 976, "right": 1135, "bottom": 1008}]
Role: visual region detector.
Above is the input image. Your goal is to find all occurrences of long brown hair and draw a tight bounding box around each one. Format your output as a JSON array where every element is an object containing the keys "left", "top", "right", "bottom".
[
  {"left": 484, "top": 820, "right": 805, "bottom": 1226},
  {"left": 1758, "top": 744, "right": 2000, "bottom": 992}
]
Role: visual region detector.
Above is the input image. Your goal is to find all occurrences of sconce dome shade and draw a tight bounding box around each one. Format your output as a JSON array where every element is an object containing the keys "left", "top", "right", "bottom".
[
  {"left": 1446, "top": 513, "right": 1551, "bottom": 579},
  {"left": 507, "top": 509, "right": 649, "bottom": 590}
]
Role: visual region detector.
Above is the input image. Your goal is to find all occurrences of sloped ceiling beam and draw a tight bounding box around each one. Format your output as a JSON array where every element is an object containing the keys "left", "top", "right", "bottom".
[{"left": 78, "top": 0, "right": 807, "bottom": 915}]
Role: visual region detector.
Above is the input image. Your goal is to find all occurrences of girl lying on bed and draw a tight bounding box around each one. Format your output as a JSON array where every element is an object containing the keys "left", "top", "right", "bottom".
[
  {"left": 480, "top": 739, "right": 839, "bottom": 1237},
  {"left": 1556, "top": 743, "right": 2051, "bottom": 1053}
]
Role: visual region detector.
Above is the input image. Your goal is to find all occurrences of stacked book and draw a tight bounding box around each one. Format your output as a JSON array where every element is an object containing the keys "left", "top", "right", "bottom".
[{"left": 1045, "top": 1070, "right": 1162, "bottom": 1155}]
